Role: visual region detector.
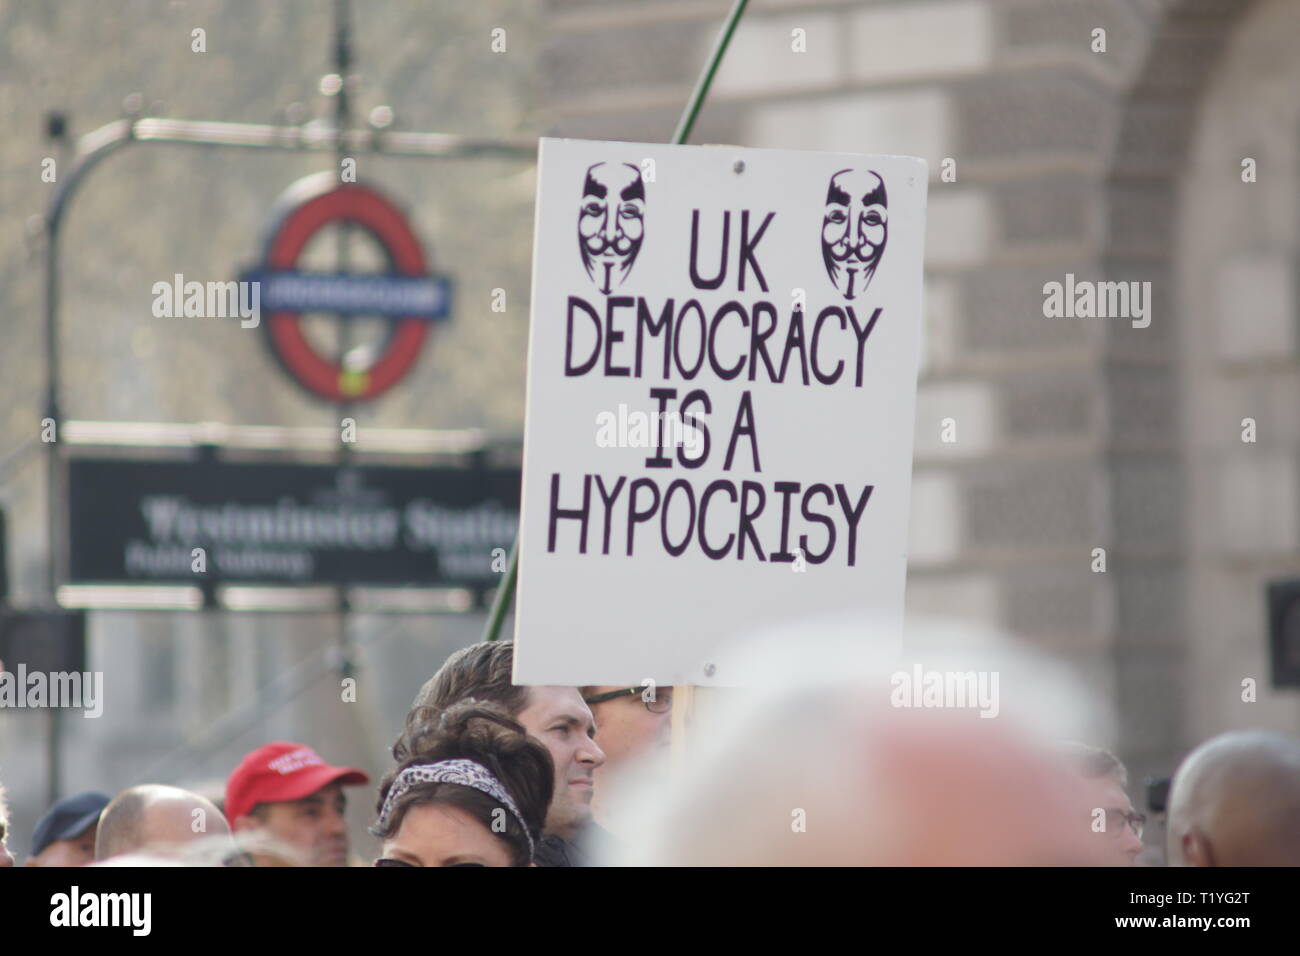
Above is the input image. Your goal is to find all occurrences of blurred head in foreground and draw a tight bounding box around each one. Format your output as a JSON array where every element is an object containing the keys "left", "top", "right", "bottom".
[
  {"left": 95, "top": 785, "right": 230, "bottom": 862},
  {"left": 1167, "top": 729, "right": 1300, "bottom": 866},
  {"left": 373, "top": 699, "right": 553, "bottom": 867},
  {"left": 91, "top": 814, "right": 299, "bottom": 867},
  {"left": 604, "top": 617, "right": 1107, "bottom": 866}
]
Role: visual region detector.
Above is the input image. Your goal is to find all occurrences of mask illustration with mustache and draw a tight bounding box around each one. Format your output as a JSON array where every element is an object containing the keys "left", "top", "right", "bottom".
[
  {"left": 821, "top": 169, "right": 887, "bottom": 300},
  {"left": 579, "top": 162, "right": 646, "bottom": 294}
]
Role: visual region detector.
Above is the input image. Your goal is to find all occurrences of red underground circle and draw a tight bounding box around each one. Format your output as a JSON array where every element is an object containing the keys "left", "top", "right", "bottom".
[{"left": 254, "top": 177, "right": 445, "bottom": 403}]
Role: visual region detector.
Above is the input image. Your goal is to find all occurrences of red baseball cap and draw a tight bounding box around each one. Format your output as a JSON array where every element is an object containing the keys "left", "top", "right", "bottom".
[{"left": 226, "top": 742, "right": 370, "bottom": 824}]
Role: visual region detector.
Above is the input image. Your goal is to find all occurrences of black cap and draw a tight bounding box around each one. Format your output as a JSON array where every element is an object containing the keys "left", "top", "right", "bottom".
[{"left": 30, "top": 791, "right": 111, "bottom": 857}]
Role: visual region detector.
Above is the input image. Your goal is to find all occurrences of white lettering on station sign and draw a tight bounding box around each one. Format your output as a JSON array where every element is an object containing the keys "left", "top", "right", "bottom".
[{"left": 514, "top": 138, "right": 928, "bottom": 686}]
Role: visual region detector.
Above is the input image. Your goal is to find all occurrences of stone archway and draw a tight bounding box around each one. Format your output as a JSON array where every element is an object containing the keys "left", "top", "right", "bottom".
[
  {"left": 1100, "top": 0, "right": 1266, "bottom": 789},
  {"left": 1171, "top": 0, "right": 1300, "bottom": 748}
]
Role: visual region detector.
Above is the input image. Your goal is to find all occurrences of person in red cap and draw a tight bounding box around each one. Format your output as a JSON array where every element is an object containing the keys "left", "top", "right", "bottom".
[{"left": 226, "top": 742, "right": 369, "bottom": 867}]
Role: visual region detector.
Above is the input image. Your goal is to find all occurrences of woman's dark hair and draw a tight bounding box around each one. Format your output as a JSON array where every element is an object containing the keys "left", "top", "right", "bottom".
[
  {"left": 392, "top": 641, "right": 526, "bottom": 763},
  {"left": 372, "top": 699, "right": 553, "bottom": 866}
]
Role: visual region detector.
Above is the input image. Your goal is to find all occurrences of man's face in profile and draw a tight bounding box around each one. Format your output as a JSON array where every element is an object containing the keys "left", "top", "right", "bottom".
[
  {"left": 578, "top": 162, "right": 646, "bottom": 294},
  {"left": 821, "top": 169, "right": 888, "bottom": 300},
  {"left": 1072, "top": 774, "right": 1144, "bottom": 866},
  {"left": 516, "top": 686, "right": 606, "bottom": 842}
]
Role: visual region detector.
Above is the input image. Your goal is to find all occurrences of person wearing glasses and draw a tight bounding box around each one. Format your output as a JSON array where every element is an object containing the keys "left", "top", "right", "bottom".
[
  {"left": 581, "top": 683, "right": 673, "bottom": 836},
  {"left": 1060, "top": 742, "right": 1145, "bottom": 866},
  {"left": 372, "top": 699, "right": 553, "bottom": 867}
]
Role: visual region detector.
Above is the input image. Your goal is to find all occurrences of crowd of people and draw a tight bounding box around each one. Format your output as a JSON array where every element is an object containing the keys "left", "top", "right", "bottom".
[{"left": 2, "top": 635, "right": 1299, "bottom": 867}]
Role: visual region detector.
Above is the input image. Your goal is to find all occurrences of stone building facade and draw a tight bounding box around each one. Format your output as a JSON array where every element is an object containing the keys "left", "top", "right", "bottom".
[{"left": 2, "top": 0, "right": 1298, "bottom": 859}]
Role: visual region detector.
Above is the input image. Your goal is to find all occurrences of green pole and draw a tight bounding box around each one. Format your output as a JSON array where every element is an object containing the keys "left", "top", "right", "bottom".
[
  {"left": 483, "top": 538, "right": 518, "bottom": 642},
  {"left": 483, "top": 0, "right": 750, "bottom": 641},
  {"left": 671, "top": 0, "right": 750, "bottom": 146}
]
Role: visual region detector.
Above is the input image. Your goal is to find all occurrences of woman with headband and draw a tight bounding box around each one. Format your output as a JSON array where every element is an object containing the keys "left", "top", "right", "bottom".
[{"left": 371, "top": 699, "right": 554, "bottom": 867}]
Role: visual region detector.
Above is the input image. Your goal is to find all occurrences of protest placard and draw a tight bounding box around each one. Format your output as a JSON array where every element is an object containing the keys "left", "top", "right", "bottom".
[{"left": 513, "top": 138, "right": 927, "bottom": 686}]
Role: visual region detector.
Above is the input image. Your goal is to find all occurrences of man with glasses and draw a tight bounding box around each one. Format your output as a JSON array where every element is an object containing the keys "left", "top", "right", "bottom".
[
  {"left": 581, "top": 683, "right": 673, "bottom": 835},
  {"left": 1060, "top": 742, "right": 1144, "bottom": 866}
]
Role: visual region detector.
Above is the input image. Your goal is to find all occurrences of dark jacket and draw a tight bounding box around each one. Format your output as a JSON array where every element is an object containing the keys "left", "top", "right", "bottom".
[
  {"left": 533, "top": 825, "right": 620, "bottom": 867},
  {"left": 533, "top": 833, "right": 580, "bottom": 867}
]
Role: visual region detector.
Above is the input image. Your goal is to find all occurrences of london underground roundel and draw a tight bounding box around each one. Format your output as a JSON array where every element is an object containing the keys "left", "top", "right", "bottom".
[{"left": 241, "top": 172, "right": 452, "bottom": 402}]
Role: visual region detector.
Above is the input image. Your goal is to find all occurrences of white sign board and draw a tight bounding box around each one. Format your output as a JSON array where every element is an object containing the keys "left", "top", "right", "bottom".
[{"left": 513, "top": 138, "right": 927, "bottom": 686}]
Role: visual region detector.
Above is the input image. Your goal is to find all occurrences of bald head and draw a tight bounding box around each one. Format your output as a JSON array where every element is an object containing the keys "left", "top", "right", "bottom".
[
  {"left": 1167, "top": 730, "right": 1300, "bottom": 866},
  {"left": 96, "top": 785, "right": 230, "bottom": 861}
]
